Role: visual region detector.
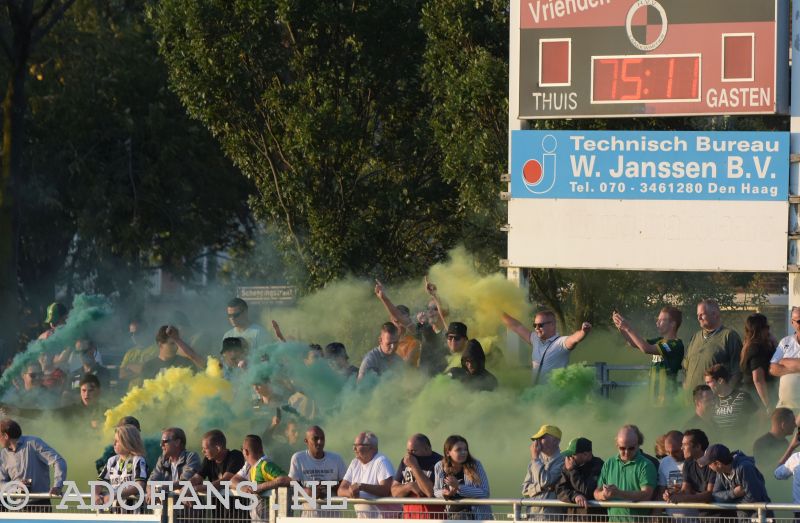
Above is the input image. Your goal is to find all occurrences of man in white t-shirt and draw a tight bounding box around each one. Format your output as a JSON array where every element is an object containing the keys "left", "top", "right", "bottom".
[
  {"left": 338, "top": 431, "right": 396, "bottom": 518},
  {"left": 502, "top": 310, "right": 592, "bottom": 385},
  {"left": 224, "top": 298, "right": 269, "bottom": 351},
  {"left": 774, "top": 425, "right": 800, "bottom": 504},
  {"left": 289, "top": 426, "right": 347, "bottom": 516},
  {"left": 657, "top": 430, "right": 694, "bottom": 518},
  {"left": 770, "top": 306, "right": 800, "bottom": 409}
]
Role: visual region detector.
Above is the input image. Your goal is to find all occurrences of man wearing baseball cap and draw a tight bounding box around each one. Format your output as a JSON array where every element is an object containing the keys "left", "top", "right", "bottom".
[
  {"left": 522, "top": 424, "right": 565, "bottom": 517},
  {"left": 38, "top": 302, "right": 68, "bottom": 340},
  {"left": 556, "top": 437, "right": 604, "bottom": 515},
  {"left": 698, "top": 444, "right": 770, "bottom": 520}
]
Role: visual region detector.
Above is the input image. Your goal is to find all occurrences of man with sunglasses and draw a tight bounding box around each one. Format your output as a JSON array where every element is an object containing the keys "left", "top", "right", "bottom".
[
  {"left": 770, "top": 306, "right": 800, "bottom": 410},
  {"left": 594, "top": 425, "right": 657, "bottom": 520},
  {"left": 502, "top": 310, "right": 592, "bottom": 385},
  {"left": 224, "top": 298, "right": 268, "bottom": 352},
  {"left": 149, "top": 427, "right": 201, "bottom": 483}
]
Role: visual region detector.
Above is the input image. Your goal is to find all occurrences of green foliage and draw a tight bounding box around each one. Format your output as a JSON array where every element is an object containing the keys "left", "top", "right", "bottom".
[
  {"left": 529, "top": 268, "right": 778, "bottom": 331},
  {"left": 12, "top": 0, "right": 255, "bottom": 302},
  {"left": 421, "top": 0, "right": 508, "bottom": 268},
  {"left": 150, "top": 0, "right": 462, "bottom": 290}
]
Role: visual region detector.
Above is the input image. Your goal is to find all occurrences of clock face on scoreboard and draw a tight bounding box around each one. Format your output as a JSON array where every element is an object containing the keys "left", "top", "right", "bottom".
[{"left": 518, "top": 0, "right": 783, "bottom": 118}]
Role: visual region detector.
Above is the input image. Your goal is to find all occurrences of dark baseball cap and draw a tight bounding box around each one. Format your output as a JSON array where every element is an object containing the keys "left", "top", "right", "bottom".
[
  {"left": 562, "top": 437, "right": 592, "bottom": 457},
  {"left": 697, "top": 443, "right": 732, "bottom": 466},
  {"left": 323, "top": 342, "right": 348, "bottom": 359},
  {"left": 447, "top": 322, "right": 468, "bottom": 338}
]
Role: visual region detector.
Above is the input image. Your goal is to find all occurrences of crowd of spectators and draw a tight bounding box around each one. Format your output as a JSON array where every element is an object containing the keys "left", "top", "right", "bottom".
[{"left": 8, "top": 281, "right": 800, "bottom": 520}]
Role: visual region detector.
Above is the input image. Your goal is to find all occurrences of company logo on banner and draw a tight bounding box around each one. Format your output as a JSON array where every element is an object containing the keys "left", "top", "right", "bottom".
[
  {"left": 522, "top": 134, "right": 558, "bottom": 194},
  {"left": 511, "top": 130, "right": 789, "bottom": 201}
]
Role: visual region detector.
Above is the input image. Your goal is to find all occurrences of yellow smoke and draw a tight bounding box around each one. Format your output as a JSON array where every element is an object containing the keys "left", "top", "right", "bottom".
[
  {"left": 268, "top": 246, "right": 531, "bottom": 359},
  {"left": 103, "top": 357, "right": 231, "bottom": 436},
  {"left": 427, "top": 246, "right": 531, "bottom": 352}
]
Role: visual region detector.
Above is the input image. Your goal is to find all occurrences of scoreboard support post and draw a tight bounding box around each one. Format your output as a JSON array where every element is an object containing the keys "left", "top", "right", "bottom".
[
  {"left": 506, "top": 0, "right": 529, "bottom": 367},
  {"left": 788, "top": 0, "right": 800, "bottom": 327}
]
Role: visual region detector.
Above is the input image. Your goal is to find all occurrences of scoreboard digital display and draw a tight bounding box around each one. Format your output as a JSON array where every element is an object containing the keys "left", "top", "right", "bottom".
[
  {"left": 518, "top": 0, "right": 787, "bottom": 118},
  {"left": 592, "top": 54, "right": 700, "bottom": 102}
]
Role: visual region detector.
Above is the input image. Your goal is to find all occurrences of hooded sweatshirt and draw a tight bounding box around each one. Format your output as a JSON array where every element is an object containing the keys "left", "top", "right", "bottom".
[
  {"left": 712, "top": 451, "right": 771, "bottom": 518},
  {"left": 446, "top": 340, "right": 498, "bottom": 391}
]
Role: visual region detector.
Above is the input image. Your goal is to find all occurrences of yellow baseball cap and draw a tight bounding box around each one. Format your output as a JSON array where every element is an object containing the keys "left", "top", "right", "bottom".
[{"left": 530, "top": 424, "right": 562, "bottom": 440}]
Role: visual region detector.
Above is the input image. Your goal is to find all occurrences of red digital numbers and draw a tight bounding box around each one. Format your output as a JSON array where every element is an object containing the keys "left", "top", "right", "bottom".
[{"left": 592, "top": 55, "right": 700, "bottom": 103}]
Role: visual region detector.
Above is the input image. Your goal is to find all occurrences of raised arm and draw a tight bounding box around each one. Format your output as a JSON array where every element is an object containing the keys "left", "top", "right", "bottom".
[
  {"left": 425, "top": 276, "right": 448, "bottom": 329},
  {"left": 501, "top": 312, "right": 533, "bottom": 344},
  {"left": 375, "top": 280, "right": 412, "bottom": 329},
  {"left": 612, "top": 313, "right": 660, "bottom": 356},
  {"left": 168, "top": 327, "right": 205, "bottom": 369},
  {"left": 271, "top": 320, "right": 287, "bottom": 342},
  {"left": 564, "top": 322, "right": 592, "bottom": 350}
]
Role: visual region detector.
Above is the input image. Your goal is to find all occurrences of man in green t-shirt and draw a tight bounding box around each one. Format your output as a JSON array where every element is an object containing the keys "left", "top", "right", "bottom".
[
  {"left": 613, "top": 307, "right": 684, "bottom": 404},
  {"left": 594, "top": 425, "right": 657, "bottom": 521}
]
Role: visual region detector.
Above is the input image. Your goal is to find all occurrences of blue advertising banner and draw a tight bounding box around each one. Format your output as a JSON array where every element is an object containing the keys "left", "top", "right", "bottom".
[{"left": 511, "top": 130, "right": 789, "bottom": 201}]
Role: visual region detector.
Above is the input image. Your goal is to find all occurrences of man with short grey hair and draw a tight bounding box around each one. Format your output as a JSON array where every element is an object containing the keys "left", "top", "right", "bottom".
[
  {"left": 339, "top": 431, "right": 396, "bottom": 518},
  {"left": 683, "top": 299, "right": 742, "bottom": 390}
]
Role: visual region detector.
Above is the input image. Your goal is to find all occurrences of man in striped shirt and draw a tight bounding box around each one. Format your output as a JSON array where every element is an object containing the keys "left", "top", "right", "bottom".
[{"left": 704, "top": 364, "right": 757, "bottom": 433}]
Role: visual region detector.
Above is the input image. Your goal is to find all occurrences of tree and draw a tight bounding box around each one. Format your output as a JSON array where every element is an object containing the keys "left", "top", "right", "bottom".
[
  {"left": 421, "top": 0, "right": 509, "bottom": 269},
  {"left": 3, "top": 0, "right": 257, "bottom": 337},
  {"left": 149, "top": 0, "right": 461, "bottom": 290},
  {"left": 0, "top": 0, "right": 77, "bottom": 359}
]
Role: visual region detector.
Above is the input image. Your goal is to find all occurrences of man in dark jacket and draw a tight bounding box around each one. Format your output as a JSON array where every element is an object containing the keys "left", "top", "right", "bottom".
[
  {"left": 699, "top": 444, "right": 771, "bottom": 521},
  {"left": 556, "top": 437, "right": 604, "bottom": 516},
  {"left": 445, "top": 339, "right": 497, "bottom": 391}
]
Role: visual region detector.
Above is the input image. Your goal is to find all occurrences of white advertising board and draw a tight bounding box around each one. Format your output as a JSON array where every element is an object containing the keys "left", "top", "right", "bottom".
[
  {"left": 507, "top": 199, "right": 788, "bottom": 271},
  {"left": 507, "top": 130, "right": 790, "bottom": 272}
]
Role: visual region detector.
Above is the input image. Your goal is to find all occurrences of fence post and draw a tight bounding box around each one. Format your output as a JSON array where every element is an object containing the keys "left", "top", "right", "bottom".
[
  {"left": 756, "top": 506, "right": 767, "bottom": 523},
  {"left": 270, "top": 487, "right": 289, "bottom": 523},
  {"left": 595, "top": 362, "right": 608, "bottom": 398},
  {"left": 164, "top": 492, "right": 174, "bottom": 523},
  {"left": 513, "top": 502, "right": 523, "bottom": 522}
]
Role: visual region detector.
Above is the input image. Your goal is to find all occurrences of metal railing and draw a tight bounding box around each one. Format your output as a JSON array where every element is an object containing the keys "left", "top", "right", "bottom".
[
  {"left": 593, "top": 362, "right": 649, "bottom": 398},
  {"left": 3, "top": 491, "right": 798, "bottom": 522}
]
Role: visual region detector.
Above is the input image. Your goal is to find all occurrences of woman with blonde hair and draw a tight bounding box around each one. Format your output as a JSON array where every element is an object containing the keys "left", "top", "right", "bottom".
[
  {"left": 94, "top": 424, "right": 148, "bottom": 508},
  {"left": 434, "top": 435, "right": 491, "bottom": 519}
]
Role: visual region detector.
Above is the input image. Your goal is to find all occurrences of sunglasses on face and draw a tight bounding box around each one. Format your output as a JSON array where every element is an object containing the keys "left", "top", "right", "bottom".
[
  {"left": 161, "top": 438, "right": 174, "bottom": 445},
  {"left": 228, "top": 310, "right": 243, "bottom": 319},
  {"left": 533, "top": 321, "right": 554, "bottom": 328},
  {"left": 618, "top": 446, "right": 637, "bottom": 452}
]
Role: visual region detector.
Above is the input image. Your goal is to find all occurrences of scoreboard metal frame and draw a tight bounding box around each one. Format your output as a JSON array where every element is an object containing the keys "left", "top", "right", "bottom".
[{"left": 518, "top": 0, "right": 788, "bottom": 119}]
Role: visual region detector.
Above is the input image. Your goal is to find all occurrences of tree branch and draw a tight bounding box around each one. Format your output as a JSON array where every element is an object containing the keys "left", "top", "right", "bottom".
[
  {"left": 31, "top": 0, "right": 76, "bottom": 45},
  {"left": 0, "top": 26, "right": 12, "bottom": 62},
  {"left": 30, "top": 0, "right": 56, "bottom": 27}
]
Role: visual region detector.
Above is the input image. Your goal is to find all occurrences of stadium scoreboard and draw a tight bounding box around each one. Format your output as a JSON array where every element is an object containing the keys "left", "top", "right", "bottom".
[{"left": 519, "top": 0, "right": 786, "bottom": 118}]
